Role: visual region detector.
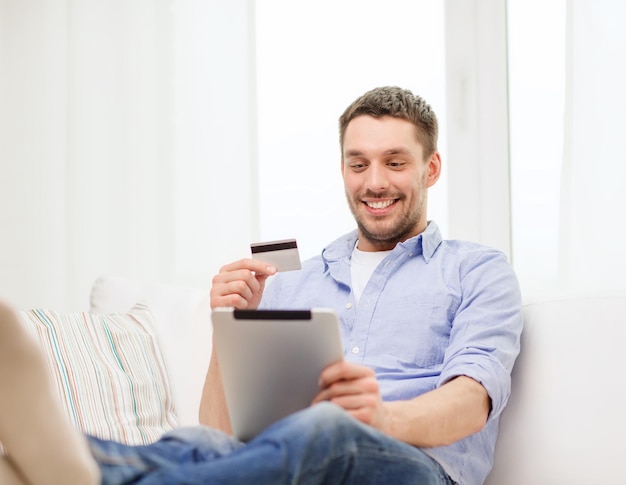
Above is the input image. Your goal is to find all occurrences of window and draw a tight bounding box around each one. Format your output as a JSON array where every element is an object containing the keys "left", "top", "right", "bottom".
[
  {"left": 508, "top": 0, "right": 566, "bottom": 294},
  {"left": 255, "top": 1, "right": 448, "bottom": 259}
]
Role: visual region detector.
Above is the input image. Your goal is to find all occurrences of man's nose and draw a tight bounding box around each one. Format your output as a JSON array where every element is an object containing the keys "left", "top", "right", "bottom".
[{"left": 365, "top": 163, "right": 389, "bottom": 192}]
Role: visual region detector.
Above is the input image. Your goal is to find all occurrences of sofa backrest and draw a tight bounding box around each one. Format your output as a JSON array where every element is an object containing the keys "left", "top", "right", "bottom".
[{"left": 90, "top": 276, "right": 626, "bottom": 481}]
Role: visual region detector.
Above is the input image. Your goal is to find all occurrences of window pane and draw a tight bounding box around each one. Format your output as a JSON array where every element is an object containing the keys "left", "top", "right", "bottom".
[
  {"left": 256, "top": 1, "right": 447, "bottom": 259},
  {"left": 508, "top": 0, "right": 566, "bottom": 295}
]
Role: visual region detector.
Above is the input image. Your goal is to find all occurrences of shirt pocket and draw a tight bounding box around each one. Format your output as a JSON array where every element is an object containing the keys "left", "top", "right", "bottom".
[{"left": 387, "top": 295, "right": 453, "bottom": 369}]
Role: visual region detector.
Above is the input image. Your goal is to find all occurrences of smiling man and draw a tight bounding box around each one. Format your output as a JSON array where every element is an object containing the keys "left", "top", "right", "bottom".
[
  {"left": 341, "top": 113, "right": 439, "bottom": 251},
  {"left": 204, "top": 87, "right": 524, "bottom": 485}
]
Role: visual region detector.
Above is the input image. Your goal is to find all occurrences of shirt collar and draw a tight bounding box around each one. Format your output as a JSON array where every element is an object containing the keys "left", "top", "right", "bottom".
[{"left": 321, "top": 220, "right": 443, "bottom": 265}]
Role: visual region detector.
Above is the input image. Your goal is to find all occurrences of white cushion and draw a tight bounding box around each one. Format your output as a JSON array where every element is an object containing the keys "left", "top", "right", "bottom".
[
  {"left": 485, "top": 293, "right": 626, "bottom": 484},
  {"left": 89, "top": 275, "right": 213, "bottom": 426},
  {"left": 17, "top": 303, "right": 178, "bottom": 445}
]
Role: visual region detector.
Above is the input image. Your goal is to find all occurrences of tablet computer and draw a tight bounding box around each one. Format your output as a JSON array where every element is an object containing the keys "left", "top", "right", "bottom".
[{"left": 211, "top": 308, "right": 344, "bottom": 442}]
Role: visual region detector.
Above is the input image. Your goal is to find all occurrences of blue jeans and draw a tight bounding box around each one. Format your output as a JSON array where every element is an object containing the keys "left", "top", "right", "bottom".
[{"left": 88, "top": 402, "right": 455, "bottom": 485}]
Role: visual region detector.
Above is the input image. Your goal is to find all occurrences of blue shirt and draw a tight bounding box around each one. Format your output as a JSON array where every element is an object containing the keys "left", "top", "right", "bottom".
[{"left": 259, "top": 221, "right": 523, "bottom": 485}]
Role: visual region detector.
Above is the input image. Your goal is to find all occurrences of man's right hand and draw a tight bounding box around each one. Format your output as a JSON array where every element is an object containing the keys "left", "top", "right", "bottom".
[{"left": 210, "top": 258, "right": 277, "bottom": 310}]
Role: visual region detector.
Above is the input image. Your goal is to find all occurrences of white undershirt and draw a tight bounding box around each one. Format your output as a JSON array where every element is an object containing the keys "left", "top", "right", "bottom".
[{"left": 350, "top": 242, "right": 392, "bottom": 304}]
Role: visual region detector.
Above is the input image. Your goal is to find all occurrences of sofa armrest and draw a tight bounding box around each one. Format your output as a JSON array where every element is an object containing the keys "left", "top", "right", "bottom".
[{"left": 485, "top": 293, "right": 626, "bottom": 484}]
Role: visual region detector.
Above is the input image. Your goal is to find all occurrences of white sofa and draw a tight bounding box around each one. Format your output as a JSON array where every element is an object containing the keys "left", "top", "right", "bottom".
[
  {"left": 3, "top": 275, "right": 626, "bottom": 484},
  {"left": 485, "top": 292, "right": 626, "bottom": 484}
]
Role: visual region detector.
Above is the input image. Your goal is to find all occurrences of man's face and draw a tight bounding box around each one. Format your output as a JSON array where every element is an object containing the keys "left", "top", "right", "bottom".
[{"left": 341, "top": 115, "right": 440, "bottom": 251}]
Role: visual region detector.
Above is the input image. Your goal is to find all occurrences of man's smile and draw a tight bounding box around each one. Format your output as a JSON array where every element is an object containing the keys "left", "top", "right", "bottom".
[
  {"left": 365, "top": 199, "right": 395, "bottom": 209},
  {"left": 362, "top": 198, "right": 399, "bottom": 215}
]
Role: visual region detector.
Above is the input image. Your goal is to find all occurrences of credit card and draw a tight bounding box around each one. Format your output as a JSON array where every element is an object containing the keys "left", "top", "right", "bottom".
[{"left": 250, "top": 238, "right": 301, "bottom": 272}]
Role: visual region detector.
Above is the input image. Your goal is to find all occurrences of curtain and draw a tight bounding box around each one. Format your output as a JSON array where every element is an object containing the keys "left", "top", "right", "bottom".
[
  {"left": 0, "top": 0, "right": 256, "bottom": 311},
  {"left": 558, "top": 0, "right": 626, "bottom": 293},
  {"left": 509, "top": 0, "right": 626, "bottom": 298}
]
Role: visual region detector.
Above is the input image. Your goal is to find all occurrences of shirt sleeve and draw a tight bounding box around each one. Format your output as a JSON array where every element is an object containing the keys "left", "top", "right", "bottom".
[{"left": 437, "top": 248, "right": 523, "bottom": 421}]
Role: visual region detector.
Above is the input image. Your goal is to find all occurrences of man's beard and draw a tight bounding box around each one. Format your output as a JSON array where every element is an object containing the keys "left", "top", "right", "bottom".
[
  {"left": 345, "top": 172, "right": 428, "bottom": 248},
  {"left": 346, "top": 189, "right": 426, "bottom": 248}
]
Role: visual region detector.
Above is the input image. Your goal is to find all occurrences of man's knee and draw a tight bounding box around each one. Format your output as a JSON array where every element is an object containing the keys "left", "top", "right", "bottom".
[
  {"left": 298, "top": 402, "right": 355, "bottom": 427},
  {"left": 287, "top": 402, "right": 371, "bottom": 441},
  {"left": 160, "top": 426, "right": 243, "bottom": 457}
]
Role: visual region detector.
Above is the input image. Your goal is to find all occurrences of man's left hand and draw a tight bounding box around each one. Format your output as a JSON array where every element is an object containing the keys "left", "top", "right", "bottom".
[{"left": 312, "top": 361, "right": 388, "bottom": 430}]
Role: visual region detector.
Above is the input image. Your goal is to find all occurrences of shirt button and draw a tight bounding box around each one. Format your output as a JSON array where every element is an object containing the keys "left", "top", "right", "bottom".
[
  {"left": 345, "top": 303, "right": 352, "bottom": 309},
  {"left": 352, "top": 346, "right": 359, "bottom": 354}
]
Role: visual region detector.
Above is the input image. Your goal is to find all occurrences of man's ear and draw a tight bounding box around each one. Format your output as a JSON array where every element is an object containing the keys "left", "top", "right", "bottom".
[{"left": 426, "top": 151, "right": 442, "bottom": 188}]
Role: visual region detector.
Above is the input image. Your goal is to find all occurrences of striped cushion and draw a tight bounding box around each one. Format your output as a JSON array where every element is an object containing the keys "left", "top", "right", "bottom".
[{"left": 17, "top": 303, "right": 178, "bottom": 445}]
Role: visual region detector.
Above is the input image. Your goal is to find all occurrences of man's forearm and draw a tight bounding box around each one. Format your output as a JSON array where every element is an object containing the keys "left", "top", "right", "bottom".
[
  {"left": 199, "top": 345, "right": 232, "bottom": 434},
  {"left": 382, "top": 376, "right": 490, "bottom": 447}
]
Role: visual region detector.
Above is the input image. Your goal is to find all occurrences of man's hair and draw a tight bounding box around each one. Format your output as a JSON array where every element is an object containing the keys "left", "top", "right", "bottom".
[{"left": 338, "top": 86, "right": 438, "bottom": 158}]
